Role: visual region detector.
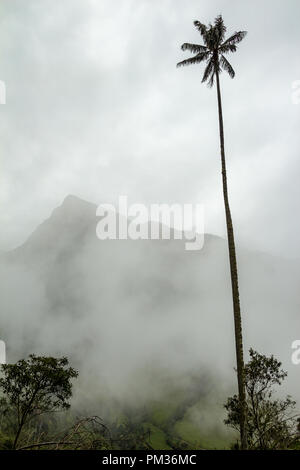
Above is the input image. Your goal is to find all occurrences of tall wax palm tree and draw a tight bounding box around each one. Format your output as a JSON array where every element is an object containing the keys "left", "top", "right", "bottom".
[{"left": 177, "top": 15, "right": 248, "bottom": 449}]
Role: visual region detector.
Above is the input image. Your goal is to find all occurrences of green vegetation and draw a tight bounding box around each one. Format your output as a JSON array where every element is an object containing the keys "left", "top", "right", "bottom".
[
  {"left": 224, "top": 349, "right": 300, "bottom": 449},
  {"left": 0, "top": 355, "right": 78, "bottom": 449},
  {"left": 0, "top": 356, "right": 230, "bottom": 450},
  {"left": 0, "top": 351, "right": 298, "bottom": 450}
]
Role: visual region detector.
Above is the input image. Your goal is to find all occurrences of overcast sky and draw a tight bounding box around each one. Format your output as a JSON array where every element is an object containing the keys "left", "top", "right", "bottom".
[{"left": 0, "top": 0, "right": 299, "bottom": 256}]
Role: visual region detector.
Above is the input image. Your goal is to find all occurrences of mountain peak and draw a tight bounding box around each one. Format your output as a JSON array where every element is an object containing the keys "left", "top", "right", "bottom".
[
  {"left": 7, "top": 195, "right": 98, "bottom": 259},
  {"left": 60, "top": 194, "right": 95, "bottom": 209},
  {"left": 62, "top": 194, "right": 81, "bottom": 203},
  {"left": 53, "top": 194, "right": 97, "bottom": 224}
]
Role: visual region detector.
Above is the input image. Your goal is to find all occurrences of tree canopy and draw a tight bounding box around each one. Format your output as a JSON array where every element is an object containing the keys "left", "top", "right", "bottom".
[
  {"left": 177, "top": 15, "right": 247, "bottom": 87},
  {"left": 224, "top": 349, "right": 299, "bottom": 449},
  {"left": 0, "top": 355, "right": 78, "bottom": 449}
]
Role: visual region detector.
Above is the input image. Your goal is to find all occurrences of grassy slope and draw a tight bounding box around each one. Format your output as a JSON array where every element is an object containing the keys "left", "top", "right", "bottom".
[{"left": 141, "top": 397, "right": 235, "bottom": 450}]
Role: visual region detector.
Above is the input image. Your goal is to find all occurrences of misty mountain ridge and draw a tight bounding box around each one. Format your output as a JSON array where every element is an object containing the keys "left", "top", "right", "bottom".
[
  {"left": 0, "top": 195, "right": 299, "bottom": 411},
  {"left": 6, "top": 194, "right": 224, "bottom": 269}
]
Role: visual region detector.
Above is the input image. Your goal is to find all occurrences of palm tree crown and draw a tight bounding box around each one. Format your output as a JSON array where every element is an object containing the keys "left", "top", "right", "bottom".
[{"left": 177, "top": 15, "right": 247, "bottom": 87}]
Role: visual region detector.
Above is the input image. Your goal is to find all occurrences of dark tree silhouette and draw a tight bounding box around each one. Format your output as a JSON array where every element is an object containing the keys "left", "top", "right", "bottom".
[
  {"left": 0, "top": 355, "right": 78, "bottom": 449},
  {"left": 177, "top": 15, "right": 248, "bottom": 449},
  {"left": 225, "top": 349, "right": 299, "bottom": 449}
]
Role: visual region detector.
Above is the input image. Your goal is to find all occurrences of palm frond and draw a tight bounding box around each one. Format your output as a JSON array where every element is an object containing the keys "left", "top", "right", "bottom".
[
  {"left": 178, "top": 17, "right": 246, "bottom": 86},
  {"left": 202, "top": 57, "right": 215, "bottom": 84},
  {"left": 193, "top": 20, "right": 208, "bottom": 38},
  {"left": 176, "top": 51, "right": 209, "bottom": 68},
  {"left": 208, "top": 72, "right": 215, "bottom": 88},
  {"left": 221, "top": 31, "right": 247, "bottom": 48},
  {"left": 218, "top": 43, "right": 237, "bottom": 54},
  {"left": 214, "top": 15, "right": 226, "bottom": 43},
  {"left": 220, "top": 55, "right": 235, "bottom": 78},
  {"left": 181, "top": 43, "right": 207, "bottom": 53}
]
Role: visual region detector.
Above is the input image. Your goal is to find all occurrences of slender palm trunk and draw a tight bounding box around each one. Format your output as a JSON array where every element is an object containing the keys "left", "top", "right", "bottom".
[{"left": 215, "top": 68, "right": 247, "bottom": 449}]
